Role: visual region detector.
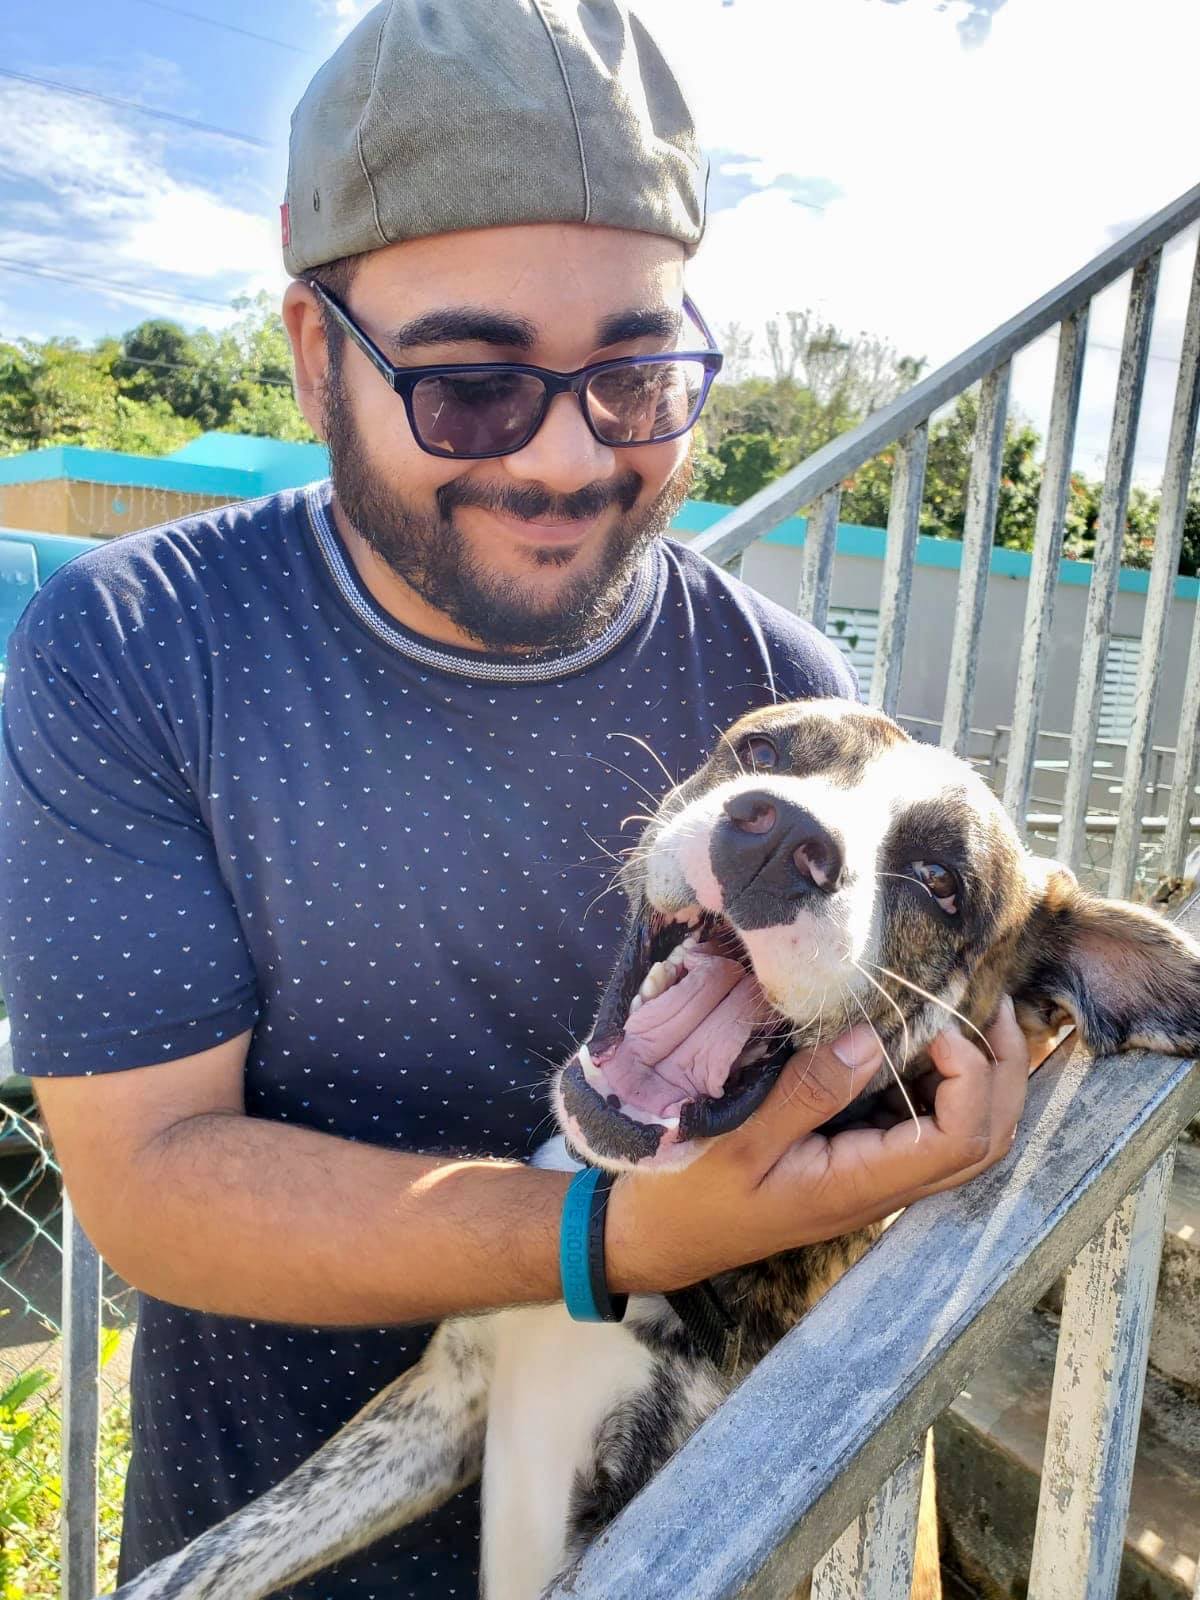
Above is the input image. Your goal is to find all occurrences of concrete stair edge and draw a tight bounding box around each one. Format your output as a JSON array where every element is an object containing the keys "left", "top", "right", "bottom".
[{"left": 935, "top": 1305, "right": 1200, "bottom": 1600}]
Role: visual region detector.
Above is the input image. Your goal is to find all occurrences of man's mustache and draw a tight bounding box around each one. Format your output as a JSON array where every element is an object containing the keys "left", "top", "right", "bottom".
[{"left": 437, "top": 471, "right": 642, "bottom": 525}]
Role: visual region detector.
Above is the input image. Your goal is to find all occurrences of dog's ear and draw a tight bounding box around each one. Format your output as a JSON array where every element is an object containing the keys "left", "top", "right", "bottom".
[{"left": 1012, "top": 862, "right": 1200, "bottom": 1058}]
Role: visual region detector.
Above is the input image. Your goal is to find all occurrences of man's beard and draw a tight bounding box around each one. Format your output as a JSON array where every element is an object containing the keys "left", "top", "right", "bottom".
[{"left": 321, "top": 365, "right": 692, "bottom": 652}]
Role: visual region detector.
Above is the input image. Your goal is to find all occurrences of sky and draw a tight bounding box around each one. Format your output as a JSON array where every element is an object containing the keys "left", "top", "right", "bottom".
[{"left": 2, "top": 0, "right": 1198, "bottom": 481}]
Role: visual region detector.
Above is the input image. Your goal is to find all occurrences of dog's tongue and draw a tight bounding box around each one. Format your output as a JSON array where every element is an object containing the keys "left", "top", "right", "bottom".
[{"left": 593, "top": 944, "right": 772, "bottom": 1118}]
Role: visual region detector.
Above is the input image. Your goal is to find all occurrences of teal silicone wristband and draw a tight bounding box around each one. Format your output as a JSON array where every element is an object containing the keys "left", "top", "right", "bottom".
[{"left": 560, "top": 1167, "right": 604, "bottom": 1321}]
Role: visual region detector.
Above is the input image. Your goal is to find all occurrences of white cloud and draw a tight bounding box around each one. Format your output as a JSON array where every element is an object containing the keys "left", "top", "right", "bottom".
[
  {"left": 4, "top": 0, "right": 1195, "bottom": 484},
  {"left": 0, "top": 78, "right": 286, "bottom": 328},
  {"left": 313, "top": 0, "right": 378, "bottom": 38},
  {"left": 639, "top": 0, "right": 1200, "bottom": 478}
]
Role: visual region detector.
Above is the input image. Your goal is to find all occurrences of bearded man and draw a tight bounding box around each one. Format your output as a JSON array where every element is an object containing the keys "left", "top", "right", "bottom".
[{"left": 0, "top": 3, "right": 1028, "bottom": 1593}]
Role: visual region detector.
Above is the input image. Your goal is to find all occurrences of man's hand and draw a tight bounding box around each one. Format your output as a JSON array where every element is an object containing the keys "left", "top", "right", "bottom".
[{"left": 605, "top": 995, "right": 1030, "bottom": 1295}]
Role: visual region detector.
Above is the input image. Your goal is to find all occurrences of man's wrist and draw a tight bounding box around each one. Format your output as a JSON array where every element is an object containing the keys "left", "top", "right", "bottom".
[{"left": 601, "top": 1172, "right": 672, "bottom": 1297}]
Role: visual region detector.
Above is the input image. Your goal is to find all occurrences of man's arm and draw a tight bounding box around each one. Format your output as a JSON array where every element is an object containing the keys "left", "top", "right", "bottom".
[
  {"left": 36, "top": 1031, "right": 572, "bottom": 1325},
  {"left": 36, "top": 1001, "right": 1030, "bottom": 1326}
]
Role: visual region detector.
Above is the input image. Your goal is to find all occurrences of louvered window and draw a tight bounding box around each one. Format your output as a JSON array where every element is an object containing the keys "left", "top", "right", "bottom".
[
  {"left": 824, "top": 607, "right": 879, "bottom": 693},
  {"left": 1098, "top": 635, "right": 1141, "bottom": 743}
]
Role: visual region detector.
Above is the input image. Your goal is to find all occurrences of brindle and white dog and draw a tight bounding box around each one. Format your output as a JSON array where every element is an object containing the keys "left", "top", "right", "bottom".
[{"left": 107, "top": 699, "right": 1200, "bottom": 1600}]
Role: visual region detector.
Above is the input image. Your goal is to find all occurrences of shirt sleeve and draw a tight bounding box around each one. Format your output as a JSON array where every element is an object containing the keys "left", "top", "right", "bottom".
[
  {"left": 0, "top": 583, "right": 260, "bottom": 1077},
  {"left": 729, "top": 575, "right": 862, "bottom": 704}
]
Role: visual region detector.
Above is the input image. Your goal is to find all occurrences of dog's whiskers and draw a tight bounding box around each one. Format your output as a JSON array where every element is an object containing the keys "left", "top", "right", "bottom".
[
  {"left": 585, "top": 752, "right": 668, "bottom": 811},
  {"left": 603, "top": 732, "right": 678, "bottom": 791},
  {"left": 849, "top": 958, "right": 912, "bottom": 1080},
  {"left": 848, "top": 987, "right": 920, "bottom": 1137},
  {"left": 878, "top": 871, "right": 936, "bottom": 900},
  {"left": 714, "top": 724, "right": 749, "bottom": 777},
  {"left": 863, "top": 960, "right": 997, "bottom": 1061},
  {"left": 581, "top": 877, "right": 630, "bottom": 924},
  {"left": 619, "top": 811, "right": 655, "bottom": 832}
]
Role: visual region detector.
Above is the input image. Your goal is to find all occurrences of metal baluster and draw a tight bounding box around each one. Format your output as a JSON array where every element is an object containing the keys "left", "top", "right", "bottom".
[
  {"left": 1058, "top": 253, "right": 1161, "bottom": 872},
  {"left": 1002, "top": 308, "right": 1089, "bottom": 828},
  {"left": 1149, "top": 748, "right": 1164, "bottom": 812},
  {"left": 61, "top": 1197, "right": 101, "bottom": 1600},
  {"left": 811, "top": 1445, "right": 923, "bottom": 1599},
  {"left": 941, "top": 363, "right": 1011, "bottom": 756},
  {"left": 798, "top": 487, "right": 841, "bottom": 632},
  {"left": 870, "top": 425, "right": 929, "bottom": 716},
  {"left": 1165, "top": 607, "right": 1200, "bottom": 878},
  {"left": 1028, "top": 1149, "right": 1176, "bottom": 1600},
  {"left": 1110, "top": 237, "right": 1200, "bottom": 897}
]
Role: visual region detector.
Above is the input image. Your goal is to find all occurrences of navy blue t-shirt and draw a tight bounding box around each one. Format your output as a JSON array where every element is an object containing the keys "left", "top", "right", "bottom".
[{"left": 0, "top": 481, "right": 855, "bottom": 1597}]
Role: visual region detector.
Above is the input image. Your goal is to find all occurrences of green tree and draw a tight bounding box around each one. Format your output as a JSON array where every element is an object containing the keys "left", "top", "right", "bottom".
[
  {"left": 0, "top": 336, "right": 197, "bottom": 454},
  {"left": 702, "top": 433, "right": 784, "bottom": 504},
  {"left": 1, "top": 294, "right": 315, "bottom": 457},
  {"left": 226, "top": 384, "right": 315, "bottom": 443}
]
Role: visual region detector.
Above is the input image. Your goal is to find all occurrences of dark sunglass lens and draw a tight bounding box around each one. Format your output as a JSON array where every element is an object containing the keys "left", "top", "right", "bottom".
[
  {"left": 585, "top": 360, "right": 706, "bottom": 445},
  {"left": 410, "top": 371, "right": 545, "bottom": 456}
]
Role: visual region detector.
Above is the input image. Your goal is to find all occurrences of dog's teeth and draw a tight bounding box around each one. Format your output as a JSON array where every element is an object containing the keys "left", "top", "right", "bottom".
[
  {"left": 578, "top": 1043, "right": 606, "bottom": 1090},
  {"left": 629, "top": 994, "right": 643, "bottom": 1012},
  {"left": 639, "top": 961, "right": 668, "bottom": 999},
  {"left": 666, "top": 944, "right": 687, "bottom": 967}
]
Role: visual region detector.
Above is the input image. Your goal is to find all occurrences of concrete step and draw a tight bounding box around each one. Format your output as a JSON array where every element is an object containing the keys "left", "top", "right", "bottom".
[
  {"left": 934, "top": 1306, "right": 1200, "bottom": 1600},
  {"left": 1040, "top": 1142, "right": 1200, "bottom": 1398},
  {"left": 1159, "top": 1142, "right": 1200, "bottom": 1395}
]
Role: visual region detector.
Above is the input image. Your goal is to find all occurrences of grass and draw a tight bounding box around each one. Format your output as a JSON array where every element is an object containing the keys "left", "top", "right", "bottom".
[{"left": 0, "top": 1345, "right": 130, "bottom": 1599}]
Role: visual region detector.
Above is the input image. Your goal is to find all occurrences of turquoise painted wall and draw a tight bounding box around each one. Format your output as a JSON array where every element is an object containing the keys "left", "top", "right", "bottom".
[{"left": 669, "top": 500, "right": 1200, "bottom": 603}]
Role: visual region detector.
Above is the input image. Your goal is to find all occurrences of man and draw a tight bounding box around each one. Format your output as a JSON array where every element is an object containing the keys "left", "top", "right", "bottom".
[{"left": 0, "top": 3, "right": 1028, "bottom": 1594}]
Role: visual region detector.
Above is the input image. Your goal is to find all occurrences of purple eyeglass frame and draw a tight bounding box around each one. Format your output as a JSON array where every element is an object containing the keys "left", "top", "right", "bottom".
[{"left": 307, "top": 279, "right": 724, "bottom": 461}]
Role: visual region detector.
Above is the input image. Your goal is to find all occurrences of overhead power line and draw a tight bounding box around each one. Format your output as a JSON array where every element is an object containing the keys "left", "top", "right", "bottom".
[
  {"left": 0, "top": 257, "right": 238, "bottom": 311},
  {"left": 116, "top": 349, "right": 295, "bottom": 388},
  {"left": 128, "top": 0, "right": 312, "bottom": 55},
  {"left": 0, "top": 67, "right": 272, "bottom": 150}
]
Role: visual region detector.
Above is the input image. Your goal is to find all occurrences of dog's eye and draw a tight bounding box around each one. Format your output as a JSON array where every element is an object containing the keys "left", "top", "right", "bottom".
[
  {"left": 738, "top": 735, "right": 778, "bottom": 772},
  {"left": 909, "top": 860, "right": 958, "bottom": 915}
]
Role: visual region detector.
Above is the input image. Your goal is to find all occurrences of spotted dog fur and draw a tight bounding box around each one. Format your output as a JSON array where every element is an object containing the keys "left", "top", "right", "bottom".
[{"left": 108, "top": 700, "right": 1200, "bottom": 1600}]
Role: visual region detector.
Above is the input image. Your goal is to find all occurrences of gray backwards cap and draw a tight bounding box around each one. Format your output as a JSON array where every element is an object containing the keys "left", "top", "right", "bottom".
[{"left": 281, "top": 0, "right": 707, "bottom": 276}]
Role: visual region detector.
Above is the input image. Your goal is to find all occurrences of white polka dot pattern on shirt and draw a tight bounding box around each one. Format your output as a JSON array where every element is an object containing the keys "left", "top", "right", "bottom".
[{"left": 0, "top": 481, "right": 857, "bottom": 1595}]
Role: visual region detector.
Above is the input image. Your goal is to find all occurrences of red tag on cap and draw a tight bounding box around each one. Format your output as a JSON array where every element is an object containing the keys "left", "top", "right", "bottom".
[{"left": 280, "top": 202, "right": 291, "bottom": 249}]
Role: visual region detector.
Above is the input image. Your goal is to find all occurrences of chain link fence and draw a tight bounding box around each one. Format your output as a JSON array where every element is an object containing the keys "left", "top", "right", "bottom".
[{"left": 0, "top": 1043, "right": 132, "bottom": 1598}]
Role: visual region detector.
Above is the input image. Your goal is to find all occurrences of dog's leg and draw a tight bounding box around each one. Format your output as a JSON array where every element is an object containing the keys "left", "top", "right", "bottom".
[
  {"left": 910, "top": 1430, "right": 942, "bottom": 1600},
  {"left": 778, "top": 1432, "right": 941, "bottom": 1600},
  {"left": 107, "top": 1316, "right": 494, "bottom": 1600}
]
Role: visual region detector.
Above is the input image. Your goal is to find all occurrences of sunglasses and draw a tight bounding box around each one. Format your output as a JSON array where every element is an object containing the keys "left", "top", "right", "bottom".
[{"left": 308, "top": 280, "right": 724, "bottom": 461}]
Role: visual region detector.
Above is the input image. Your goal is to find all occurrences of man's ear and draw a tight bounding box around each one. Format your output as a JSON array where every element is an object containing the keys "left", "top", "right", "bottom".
[{"left": 1012, "top": 863, "right": 1200, "bottom": 1059}]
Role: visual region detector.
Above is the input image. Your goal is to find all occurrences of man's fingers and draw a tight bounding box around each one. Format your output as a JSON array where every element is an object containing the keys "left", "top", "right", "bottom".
[
  {"left": 926, "top": 994, "right": 1029, "bottom": 1164},
  {"left": 774, "top": 1114, "right": 983, "bottom": 1220},
  {"left": 841, "top": 995, "right": 1032, "bottom": 1207},
  {"left": 737, "top": 993, "right": 1031, "bottom": 1214},
  {"left": 730, "top": 1024, "right": 883, "bottom": 1173},
  {"left": 983, "top": 994, "right": 1031, "bottom": 1148}
]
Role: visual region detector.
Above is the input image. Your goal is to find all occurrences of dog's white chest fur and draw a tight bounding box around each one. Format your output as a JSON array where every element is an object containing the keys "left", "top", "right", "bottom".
[
  {"left": 479, "top": 1135, "right": 653, "bottom": 1598},
  {"left": 481, "top": 1303, "right": 653, "bottom": 1599}
]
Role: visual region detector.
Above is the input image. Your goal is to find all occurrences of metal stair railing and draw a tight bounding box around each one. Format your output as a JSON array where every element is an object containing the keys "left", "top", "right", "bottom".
[
  {"left": 547, "top": 182, "right": 1200, "bottom": 1599},
  {"left": 546, "top": 929, "right": 1200, "bottom": 1599},
  {"left": 689, "top": 180, "right": 1200, "bottom": 896},
  {"left": 49, "top": 938, "right": 1200, "bottom": 1596}
]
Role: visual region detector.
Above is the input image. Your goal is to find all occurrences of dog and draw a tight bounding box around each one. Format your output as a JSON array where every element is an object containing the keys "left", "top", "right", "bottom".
[{"left": 105, "top": 698, "right": 1200, "bottom": 1600}]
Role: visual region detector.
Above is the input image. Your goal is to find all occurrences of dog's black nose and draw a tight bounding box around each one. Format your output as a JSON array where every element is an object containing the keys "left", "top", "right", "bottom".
[
  {"left": 719, "top": 790, "right": 845, "bottom": 897},
  {"left": 724, "top": 791, "right": 778, "bottom": 835}
]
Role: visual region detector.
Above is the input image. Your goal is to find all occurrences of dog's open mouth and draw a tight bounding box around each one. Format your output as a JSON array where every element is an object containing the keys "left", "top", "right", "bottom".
[{"left": 557, "top": 906, "right": 796, "bottom": 1167}]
